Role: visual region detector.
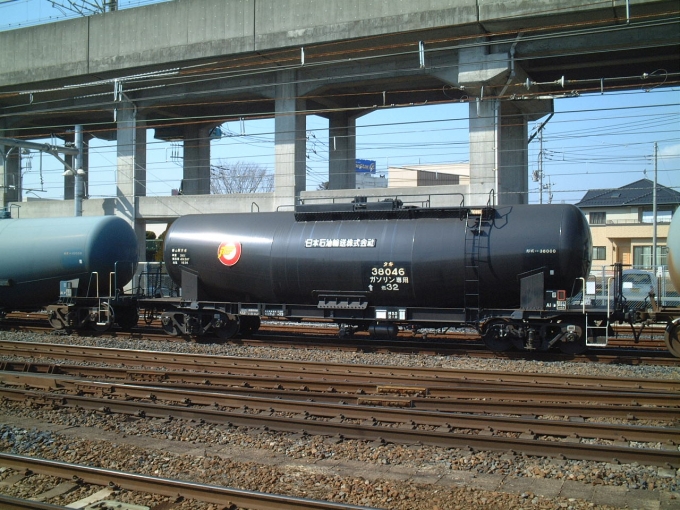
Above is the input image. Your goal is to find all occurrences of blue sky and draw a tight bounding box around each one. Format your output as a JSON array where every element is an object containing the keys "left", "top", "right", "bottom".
[{"left": 3, "top": 0, "right": 679, "bottom": 205}]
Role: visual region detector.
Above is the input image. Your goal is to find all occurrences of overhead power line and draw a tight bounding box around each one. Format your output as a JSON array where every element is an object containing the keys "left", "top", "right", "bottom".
[{"left": 49, "top": 0, "right": 117, "bottom": 16}]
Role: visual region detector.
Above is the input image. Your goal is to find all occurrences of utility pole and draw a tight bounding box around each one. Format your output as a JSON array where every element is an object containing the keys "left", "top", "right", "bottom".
[
  {"left": 652, "top": 142, "right": 658, "bottom": 271},
  {"left": 529, "top": 113, "right": 553, "bottom": 204},
  {"left": 1, "top": 138, "right": 80, "bottom": 214},
  {"left": 539, "top": 130, "right": 544, "bottom": 204},
  {"left": 74, "top": 125, "right": 84, "bottom": 216}
]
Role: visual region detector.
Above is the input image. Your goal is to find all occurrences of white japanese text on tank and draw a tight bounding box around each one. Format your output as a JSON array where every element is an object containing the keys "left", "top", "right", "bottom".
[
  {"left": 369, "top": 262, "right": 409, "bottom": 292},
  {"left": 305, "top": 238, "right": 376, "bottom": 248},
  {"left": 171, "top": 247, "right": 190, "bottom": 265}
]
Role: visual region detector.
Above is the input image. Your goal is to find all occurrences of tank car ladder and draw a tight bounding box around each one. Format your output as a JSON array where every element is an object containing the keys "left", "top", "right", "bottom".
[
  {"left": 579, "top": 276, "right": 611, "bottom": 347},
  {"left": 464, "top": 208, "right": 492, "bottom": 321}
]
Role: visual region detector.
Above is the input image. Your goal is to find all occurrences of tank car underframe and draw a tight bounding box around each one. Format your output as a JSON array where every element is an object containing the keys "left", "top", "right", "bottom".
[
  {"left": 138, "top": 297, "right": 606, "bottom": 353},
  {"left": 45, "top": 297, "right": 138, "bottom": 333},
  {"left": 478, "top": 310, "right": 610, "bottom": 354},
  {"left": 631, "top": 307, "right": 680, "bottom": 358}
]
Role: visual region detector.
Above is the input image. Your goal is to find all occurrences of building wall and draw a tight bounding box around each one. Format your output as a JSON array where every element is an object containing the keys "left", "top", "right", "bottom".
[
  {"left": 388, "top": 164, "right": 470, "bottom": 188},
  {"left": 584, "top": 205, "right": 677, "bottom": 268}
]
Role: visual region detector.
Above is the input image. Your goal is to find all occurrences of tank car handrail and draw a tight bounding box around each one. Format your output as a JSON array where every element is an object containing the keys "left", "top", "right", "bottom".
[
  {"left": 112, "top": 260, "right": 136, "bottom": 299},
  {"left": 298, "top": 192, "right": 467, "bottom": 209},
  {"left": 606, "top": 276, "right": 614, "bottom": 316},
  {"left": 250, "top": 202, "right": 260, "bottom": 213},
  {"left": 486, "top": 189, "right": 496, "bottom": 207},
  {"left": 578, "top": 277, "right": 587, "bottom": 314},
  {"left": 83, "top": 271, "right": 100, "bottom": 300},
  {"left": 90, "top": 271, "right": 99, "bottom": 299}
]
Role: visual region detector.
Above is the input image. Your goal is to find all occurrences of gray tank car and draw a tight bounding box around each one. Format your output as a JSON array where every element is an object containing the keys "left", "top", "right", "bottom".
[
  {"left": 0, "top": 215, "right": 138, "bottom": 330},
  {"left": 661, "top": 211, "right": 680, "bottom": 356}
]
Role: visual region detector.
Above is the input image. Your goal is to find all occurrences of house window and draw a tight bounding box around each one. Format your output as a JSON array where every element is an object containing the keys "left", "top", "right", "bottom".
[
  {"left": 589, "top": 212, "right": 606, "bottom": 225},
  {"left": 633, "top": 245, "right": 668, "bottom": 269},
  {"left": 593, "top": 246, "right": 606, "bottom": 260},
  {"left": 641, "top": 209, "right": 673, "bottom": 223}
]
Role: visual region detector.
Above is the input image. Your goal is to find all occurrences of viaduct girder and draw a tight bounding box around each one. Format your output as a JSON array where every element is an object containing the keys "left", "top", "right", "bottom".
[{"left": 0, "top": 0, "right": 677, "bottom": 138}]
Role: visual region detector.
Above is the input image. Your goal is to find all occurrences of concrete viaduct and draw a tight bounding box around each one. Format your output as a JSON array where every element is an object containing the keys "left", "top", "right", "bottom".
[{"left": 1, "top": 0, "right": 678, "bottom": 258}]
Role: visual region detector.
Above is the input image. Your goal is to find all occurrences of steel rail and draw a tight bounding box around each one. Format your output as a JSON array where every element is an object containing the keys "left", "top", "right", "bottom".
[
  {"left": 1, "top": 340, "right": 678, "bottom": 392},
  {"left": 55, "top": 378, "right": 680, "bottom": 443},
  {"left": 2, "top": 387, "right": 678, "bottom": 468},
  {"left": 2, "top": 365, "right": 677, "bottom": 421},
  {"left": 2, "top": 319, "right": 677, "bottom": 365},
  {"left": 1, "top": 360, "right": 677, "bottom": 406},
  {"left": 86, "top": 378, "right": 680, "bottom": 421},
  {"left": 0, "top": 453, "right": 374, "bottom": 510},
  {"left": 0, "top": 495, "right": 66, "bottom": 510}
]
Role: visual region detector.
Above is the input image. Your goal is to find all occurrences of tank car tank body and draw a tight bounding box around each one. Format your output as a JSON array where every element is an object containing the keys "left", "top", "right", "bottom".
[
  {"left": 661, "top": 211, "right": 680, "bottom": 356},
  {"left": 158, "top": 202, "right": 597, "bottom": 353},
  {"left": 667, "top": 211, "right": 680, "bottom": 292},
  {"left": 164, "top": 204, "right": 590, "bottom": 308},
  {"left": 0, "top": 215, "right": 139, "bottom": 330}
]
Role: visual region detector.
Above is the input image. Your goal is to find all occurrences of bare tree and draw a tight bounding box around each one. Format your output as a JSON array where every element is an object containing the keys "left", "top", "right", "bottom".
[{"left": 210, "top": 161, "right": 274, "bottom": 194}]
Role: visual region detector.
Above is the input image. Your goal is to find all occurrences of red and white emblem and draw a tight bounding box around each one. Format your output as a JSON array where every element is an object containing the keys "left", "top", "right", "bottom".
[{"left": 217, "top": 241, "right": 242, "bottom": 266}]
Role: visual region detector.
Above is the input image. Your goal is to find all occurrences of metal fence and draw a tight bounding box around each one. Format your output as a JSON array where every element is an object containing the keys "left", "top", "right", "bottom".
[
  {"left": 582, "top": 265, "right": 679, "bottom": 310},
  {"left": 131, "top": 262, "right": 179, "bottom": 298}
]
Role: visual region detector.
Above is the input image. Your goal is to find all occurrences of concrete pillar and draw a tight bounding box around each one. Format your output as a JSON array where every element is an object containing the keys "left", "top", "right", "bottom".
[
  {"left": 2, "top": 146, "right": 20, "bottom": 207},
  {"left": 0, "top": 124, "right": 20, "bottom": 207},
  {"left": 182, "top": 124, "right": 211, "bottom": 195},
  {"left": 459, "top": 43, "right": 553, "bottom": 206},
  {"left": 0, "top": 149, "right": 3, "bottom": 212},
  {"left": 468, "top": 99, "right": 498, "bottom": 206},
  {"left": 328, "top": 112, "right": 357, "bottom": 190},
  {"left": 116, "top": 101, "right": 147, "bottom": 262},
  {"left": 498, "top": 103, "right": 529, "bottom": 205},
  {"left": 468, "top": 100, "right": 541, "bottom": 206},
  {"left": 275, "top": 70, "right": 306, "bottom": 207}
]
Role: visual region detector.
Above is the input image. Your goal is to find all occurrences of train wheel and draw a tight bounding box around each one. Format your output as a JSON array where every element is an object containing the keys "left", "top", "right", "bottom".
[
  {"left": 47, "top": 308, "right": 66, "bottom": 330},
  {"left": 115, "top": 306, "right": 139, "bottom": 331},
  {"left": 161, "top": 312, "right": 181, "bottom": 336},
  {"left": 664, "top": 319, "right": 680, "bottom": 358},
  {"left": 558, "top": 322, "right": 587, "bottom": 355},
  {"left": 47, "top": 312, "right": 66, "bottom": 330},
  {"left": 239, "top": 316, "right": 261, "bottom": 336},
  {"left": 214, "top": 315, "right": 239, "bottom": 340},
  {"left": 482, "top": 319, "right": 513, "bottom": 352}
]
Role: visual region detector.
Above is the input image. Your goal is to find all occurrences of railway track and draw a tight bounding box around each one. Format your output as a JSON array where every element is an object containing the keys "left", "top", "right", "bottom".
[
  {"left": 1, "top": 332, "right": 679, "bottom": 509},
  {"left": 1, "top": 313, "right": 677, "bottom": 365},
  {"left": 0, "top": 340, "right": 678, "bottom": 468},
  {"left": 0, "top": 452, "right": 371, "bottom": 510}
]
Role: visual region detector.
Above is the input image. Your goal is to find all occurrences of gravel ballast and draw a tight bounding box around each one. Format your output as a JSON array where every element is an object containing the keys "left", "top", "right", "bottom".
[{"left": 0, "top": 330, "right": 678, "bottom": 509}]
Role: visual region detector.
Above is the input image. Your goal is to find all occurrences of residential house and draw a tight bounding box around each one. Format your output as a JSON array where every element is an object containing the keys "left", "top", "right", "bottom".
[{"left": 575, "top": 179, "right": 680, "bottom": 269}]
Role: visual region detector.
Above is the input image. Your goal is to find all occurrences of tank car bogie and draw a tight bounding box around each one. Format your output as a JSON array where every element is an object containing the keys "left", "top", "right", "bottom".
[
  {"left": 665, "top": 319, "right": 680, "bottom": 358},
  {"left": 159, "top": 308, "right": 241, "bottom": 339}
]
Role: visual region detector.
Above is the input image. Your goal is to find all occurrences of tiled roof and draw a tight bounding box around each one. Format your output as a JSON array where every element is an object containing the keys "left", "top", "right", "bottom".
[{"left": 575, "top": 179, "right": 680, "bottom": 208}]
